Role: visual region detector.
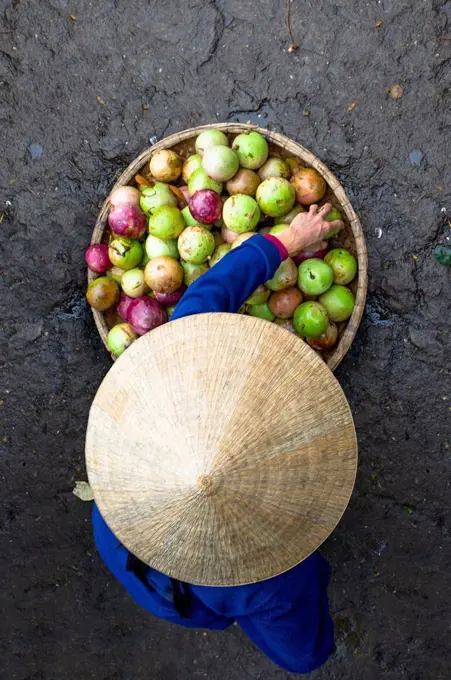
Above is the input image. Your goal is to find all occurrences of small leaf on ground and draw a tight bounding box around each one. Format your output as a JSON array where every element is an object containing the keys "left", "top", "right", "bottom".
[
  {"left": 73, "top": 481, "right": 94, "bottom": 501},
  {"left": 389, "top": 84, "right": 403, "bottom": 99}
]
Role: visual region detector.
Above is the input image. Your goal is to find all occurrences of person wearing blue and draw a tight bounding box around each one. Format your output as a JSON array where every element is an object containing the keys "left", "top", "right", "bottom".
[{"left": 92, "top": 203, "right": 343, "bottom": 674}]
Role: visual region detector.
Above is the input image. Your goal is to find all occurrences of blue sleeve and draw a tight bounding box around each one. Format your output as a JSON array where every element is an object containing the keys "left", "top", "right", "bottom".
[{"left": 172, "top": 234, "right": 282, "bottom": 320}]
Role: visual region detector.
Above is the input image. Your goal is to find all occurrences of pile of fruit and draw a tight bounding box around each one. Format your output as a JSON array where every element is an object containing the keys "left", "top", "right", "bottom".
[{"left": 86, "top": 129, "right": 357, "bottom": 358}]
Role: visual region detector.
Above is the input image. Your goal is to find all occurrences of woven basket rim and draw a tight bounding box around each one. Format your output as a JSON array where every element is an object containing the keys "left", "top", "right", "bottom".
[{"left": 88, "top": 123, "right": 368, "bottom": 371}]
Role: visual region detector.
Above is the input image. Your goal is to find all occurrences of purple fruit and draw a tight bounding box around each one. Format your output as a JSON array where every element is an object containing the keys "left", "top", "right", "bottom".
[
  {"left": 189, "top": 190, "right": 223, "bottom": 224},
  {"left": 85, "top": 244, "right": 111, "bottom": 273},
  {"left": 108, "top": 204, "right": 147, "bottom": 239},
  {"left": 128, "top": 297, "right": 166, "bottom": 336}
]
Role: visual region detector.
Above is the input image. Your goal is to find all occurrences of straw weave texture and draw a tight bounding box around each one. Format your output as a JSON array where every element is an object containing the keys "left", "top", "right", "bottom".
[{"left": 86, "top": 313, "right": 357, "bottom": 586}]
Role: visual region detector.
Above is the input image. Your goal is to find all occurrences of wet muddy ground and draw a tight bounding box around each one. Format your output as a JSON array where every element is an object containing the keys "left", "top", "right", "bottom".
[{"left": 1, "top": 0, "right": 451, "bottom": 678}]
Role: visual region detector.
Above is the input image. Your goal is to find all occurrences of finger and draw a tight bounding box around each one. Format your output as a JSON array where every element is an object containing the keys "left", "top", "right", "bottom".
[
  {"left": 309, "top": 204, "right": 319, "bottom": 214},
  {"left": 318, "top": 202, "right": 332, "bottom": 215}
]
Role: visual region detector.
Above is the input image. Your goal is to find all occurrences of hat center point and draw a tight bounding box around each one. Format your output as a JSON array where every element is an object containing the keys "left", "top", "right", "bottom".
[{"left": 197, "top": 473, "right": 214, "bottom": 494}]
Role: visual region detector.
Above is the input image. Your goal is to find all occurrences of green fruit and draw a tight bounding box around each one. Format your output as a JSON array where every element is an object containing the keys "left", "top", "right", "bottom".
[
  {"left": 248, "top": 301, "right": 275, "bottom": 322},
  {"left": 121, "top": 268, "right": 148, "bottom": 298},
  {"left": 181, "top": 205, "right": 205, "bottom": 228},
  {"left": 148, "top": 205, "right": 185, "bottom": 240},
  {"left": 145, "top": 234, "right": 179, "bottom": 260},
  {"left": 257, "top": 157, "right": 291, "bottom": 181},
  {"left": 178, "top": 226, "right": 215, "bottom": 264},
  {"left": 182, "top": 154, "right": 203, "bottom": 183},
  {"left": 166, "top": 304, "right": 177, "bottom": 320},
  {"left": 269, "top": 223, "right": 289, "bottom": 236},
  {"left": 181, "top": 260, "right": 209, "bottom": 286},
  {"left": 107, "top": 266, "right": 126, "bottom": 284},
  {"left": 324, "top": 248, "right": 357, "bottom": 285},
  {"left": 107, "top": 323, "right": 137, "bottom": 357},
  {"left": 188, "top": 168, "right": 223, "bottom": 196},
  {"left": 274, "top": 204, "right": 303, "bottom": 225},
  {"left": 298, "top": 259, "right": 334, "bottom": 296},
  {"left": 266, "top": 258, "right": 298, "bottom": 291},
  {"left": 222, "top": 195, "right": 260, "bottom": 233},
  {"left": 195, "top": 129, "right": 229, "bottom": 156},
  {"left": 293, "top": 301, "right": 329, "bottom": 337},
  {"left": 209, "top": 243, "right": 231, "bottom": 266},
  {"left": 246, "top": 285, "right": 270, "bottom": 305},
  {"left": 202, "top": 146, "right": 239, "bottom": 182},
  {"left": 256, "top": 177, "right": 296, "bottom": 217},
  {"left": 108, "top": 237, "right": 143, "bottom": 270},
  {"left": 232, "top": 131, "right": 269, "bottom": 169},
  {"left": 319, "top": 284, "right": 355, "bottom": 322},
  {"left": 324, "top": 207, "right": 342, "bottom": 238},
  {"left": 140, "top": 251, "right": 151, "bottom": 267},
  {"left": 139, "top": 183, "right": 177, "bottom": 214}
]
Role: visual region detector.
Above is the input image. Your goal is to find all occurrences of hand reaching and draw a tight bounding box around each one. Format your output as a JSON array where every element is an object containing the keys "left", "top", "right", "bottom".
[{"left": 275, "top": 204, "right": 343, "bottom": 255}]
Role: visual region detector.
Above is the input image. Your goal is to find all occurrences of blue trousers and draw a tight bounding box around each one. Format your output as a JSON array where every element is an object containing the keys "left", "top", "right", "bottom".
[{"left": 93, "top": 506, "right": 334, "bottom": 673}]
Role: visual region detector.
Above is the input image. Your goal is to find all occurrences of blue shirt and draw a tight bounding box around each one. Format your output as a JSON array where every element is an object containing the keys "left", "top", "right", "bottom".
[{"left": 92, "top": 235, "right": 334, "bottom": 674}]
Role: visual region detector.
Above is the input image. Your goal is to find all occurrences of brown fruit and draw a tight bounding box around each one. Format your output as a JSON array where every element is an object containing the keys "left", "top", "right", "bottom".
[
  {"left": 268, "top": 287, "right": 303, "bottom": 319},
  {"left": 226, "top": 168, "right": 261, "bottom": 196},
  {"left": 290, "top": 168, "right": 326, "bottom": 205},
  {"left": 86, "top": 276, "right": 119, "bottom": 311},
  {"left": 307, "top": 322, "right": 338, "bottom": 350},
  {"left": 144, "top": 256, "right": 183, "bottom": 294}
]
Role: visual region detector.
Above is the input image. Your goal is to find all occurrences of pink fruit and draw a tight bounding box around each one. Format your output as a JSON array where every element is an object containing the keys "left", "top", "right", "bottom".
[
  {"left": 128, "top": 297, "right": 166, "bottom": 336},
  {"left": 108, "top": 204, "right": 147, "bottom": 239},
  {"left": 189, "top": 190, "right": 223, "bottom": 225},
  {"left": 85, "top": 244, "right": 111, "bottom": 273},
  {"left": 293, "top": 241, "right": 328, "bottom": 265},
  {"left": 117, "top": 293, "right": 135, "bottom": 322},
  {"left": 154, "top": 284, "right": 186, "bottom": 306},
  {"left": 109, "top": 185, "right": 140, "bottom": 207},
  {"left": 221, "top": 225, "right": 240, "bottom": 244}
]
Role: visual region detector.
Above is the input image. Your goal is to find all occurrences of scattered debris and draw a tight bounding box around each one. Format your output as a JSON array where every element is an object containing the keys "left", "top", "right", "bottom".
[
  {"left": 403, "top": 504, "right": 415, "bottom": 516},
  {"left": 433, "top": 245, "right": 451, "bottom": 267},
  {"left": 96, "top": 95, "right": 105, "bottom": 105},
  {"left": 73, "top": 481, "right": 94, "bottom": 501},
  {"left": 28, "top": 143, "right": 43, "bottom": 160},
  {"left": 347, "top": 102, "right": 357, "bottom": 112},
  {"left": 409, "top": 150, "right": 424, "bottom": 166},
  {"left": 389, "top": 83, "right": 403, "bottom": 99},
  {"left": 285, "top": 0, "right": 300, "bottom": 52},
  {"left": 69, "top": 15, "right": 77, "bottom": 21},
  {"left": 375, "top": 227, "right": 383, "bottom": 238},
  {"left": 376, "top": 20, "right": 383, "bottom": 28}
]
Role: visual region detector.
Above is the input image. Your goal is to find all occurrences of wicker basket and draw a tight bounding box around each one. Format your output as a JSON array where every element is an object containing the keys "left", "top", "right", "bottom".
[{"left": 88, "top": 123, "right": 367, "bottom": 371}]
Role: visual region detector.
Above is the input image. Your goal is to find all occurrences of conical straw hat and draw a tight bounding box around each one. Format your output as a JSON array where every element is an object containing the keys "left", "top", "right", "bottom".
[{"left": 86, "top": 313, "right": 357, "bottom": 586}]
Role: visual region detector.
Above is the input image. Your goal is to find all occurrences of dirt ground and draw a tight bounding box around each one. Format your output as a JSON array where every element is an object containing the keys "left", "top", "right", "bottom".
[{"left": 1, "top": 0, "right": 451, "bottom": 678}]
